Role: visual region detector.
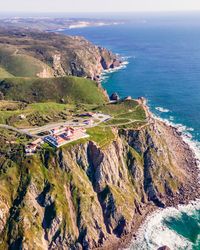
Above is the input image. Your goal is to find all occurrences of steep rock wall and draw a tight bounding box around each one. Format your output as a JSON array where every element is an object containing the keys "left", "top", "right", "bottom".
[{"left": 0, "top": 120, "right": 199, "bottom": 250}]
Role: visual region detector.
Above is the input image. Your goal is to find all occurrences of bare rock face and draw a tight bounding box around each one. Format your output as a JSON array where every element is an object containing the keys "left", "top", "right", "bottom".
[
  {"left": 36, "top": 66, "right": 54, "bottom": 78},
  {"left": 0, "top": 120, "right": 199, "bottom": 249},
  {"left": 110, "top": 92, "right": 120, "bottom": 101},
  {"left": 0, "top": 28, "right": 121, "bottom": 80}
]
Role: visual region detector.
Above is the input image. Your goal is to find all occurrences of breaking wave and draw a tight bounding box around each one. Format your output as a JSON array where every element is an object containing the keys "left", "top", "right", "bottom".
[
  {"left": 128, "top": 201, "right": 200, "bottom": 250},
  {"left": 100, "top": 56, "right": 131, "bottom": 82},
  {"left": 127, "top": 110, "right": 200, "bottom": 250},
  {"left": 155, "top": 107, "right": 170, "bottom": 113}
]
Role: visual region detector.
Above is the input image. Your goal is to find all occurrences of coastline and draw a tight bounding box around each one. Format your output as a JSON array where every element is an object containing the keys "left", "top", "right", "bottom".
[
  {"left": 95, "top": 97, "right": 200, "bottom": 250},
  {"left": 52, "top": 21, "right": 124, "bottom": 33},
  {"left": 1, "top": 17, "right": 200, "bottom": 250},
  {"left": 124, "top": 101, "right": 200, "bottom": 249},
  {"left": 129, "top": 199, "right": 200, "bottom": 250}
]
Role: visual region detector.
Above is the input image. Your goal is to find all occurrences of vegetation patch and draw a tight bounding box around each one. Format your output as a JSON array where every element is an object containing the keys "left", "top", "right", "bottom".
[
  {"left": 87, "top": 126, "right": 115, "bottom": 148},
  {"left": 116, "top": 105, "right": 146, "bottom": 121},
  {"left": 95, "top": 100, "right": 146, "bottom": 129},
  {"left": 94, "top": 100, "right": 139, "bottom": 116},
  {"left": 0, "top": 46, "right": 52, "bottom": 78},
  {"left": 0, "top": 67, "right": 14, "bottom": 78},
  {"left": 102, "top": 118, "right": 131, "bottom": 126},
  {"left": 118, "top": 121, "right": 148, "bottom": 130},
  {"left": 0, "top": 76, "right": 107, "bottom": 104}
]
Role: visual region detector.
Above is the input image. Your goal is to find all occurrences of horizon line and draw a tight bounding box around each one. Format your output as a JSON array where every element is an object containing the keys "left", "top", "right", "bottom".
[{"left": 1, "top": 10, "right": 200, "bottom": 14}]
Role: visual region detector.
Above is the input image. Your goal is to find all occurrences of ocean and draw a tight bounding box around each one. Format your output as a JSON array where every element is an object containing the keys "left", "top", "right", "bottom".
[{"left": 61, "top": 12, "right": 200, "bottom": 250}]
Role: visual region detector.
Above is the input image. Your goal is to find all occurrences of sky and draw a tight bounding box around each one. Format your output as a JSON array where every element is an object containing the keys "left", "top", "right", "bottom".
[{"left": 1, "top": 0, "right": 200, "bottom": 13}]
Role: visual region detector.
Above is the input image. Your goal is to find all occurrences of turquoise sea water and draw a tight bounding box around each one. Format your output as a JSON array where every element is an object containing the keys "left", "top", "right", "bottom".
[{"left": 62, "top": 13, "right": 200, "bottom": 249}]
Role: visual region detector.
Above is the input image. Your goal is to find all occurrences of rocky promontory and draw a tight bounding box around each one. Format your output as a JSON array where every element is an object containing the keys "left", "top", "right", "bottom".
[
  {"left": 0, "top": 22, "right": 199, "bottom": 250},
  {"left": 0, "top": 102, "right": 199, "bottom": 250},
  {"left": 0, "top": 27, "right": 121, "bottom": 80}
]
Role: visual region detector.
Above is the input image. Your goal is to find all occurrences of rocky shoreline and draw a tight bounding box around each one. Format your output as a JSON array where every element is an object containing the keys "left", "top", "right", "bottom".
[
  {"left": 0, "top": 99, "right": 199, "bottom": 249},
  {"left": 96, "top": 103, "right": 200, "bottom": 250},
  {"left": 1, "top": 24, "right": 199, "bottom": 250},
  {"left": 0, "top": 27, "right": 122, "bottom": 80}
]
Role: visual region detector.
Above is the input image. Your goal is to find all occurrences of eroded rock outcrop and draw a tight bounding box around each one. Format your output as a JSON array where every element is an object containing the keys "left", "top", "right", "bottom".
[
  {"left": 0, "top": 119, "right": 199, "bottom": 249},
  {"left": 0, "top": 28, "right": 121, "bottom": 80}
]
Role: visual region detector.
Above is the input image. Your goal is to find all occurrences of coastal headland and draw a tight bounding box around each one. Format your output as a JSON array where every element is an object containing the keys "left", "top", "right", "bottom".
[{"left": 0, "top": 26, "right": 199, "bottom": 250}]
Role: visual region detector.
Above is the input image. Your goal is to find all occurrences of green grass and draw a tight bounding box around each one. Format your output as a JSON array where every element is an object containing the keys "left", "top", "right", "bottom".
[
  {"left": 0, "top": 46, "right": 52, "bottom": 77},
  {"left": 0, "top": 110, "right": 20, "bottom": 124},
  {"left": 94, "top": 100, "right": 139, "bottom": 116},
  {"left": 0, "top": 67, "right": 14, "bottom": 78},
  {"left": 118, "top": 121, "right": 148, "bottom": 130},
  {"left": 116, "top": 105, "right": 146, "bottom": 120},
  {"left": 0, "top": 99, "right": 147, "bottom": 131},
  {"left": 0, "top": 76, "right": 107, "bottom": 104},
  {"left": 28, "top": 102, "right": 69, "bottom": 114},
  {"left": 0, "top": 102, "right": 69, "bottom": 126},
  {"left": 96, "top": 100, "right": 147, "bottom": 129},
  {"left": 63, "top": 126, "right": 115, "bottom": 149},
  {"left": 87, "top": 126, "right": 115, "bottom": 148},
  {"left": 0, "top": 101, "right": 105, "bottom": 127},
  {"left": 103, "top": 118, "right": 131, "bottom": 126}
]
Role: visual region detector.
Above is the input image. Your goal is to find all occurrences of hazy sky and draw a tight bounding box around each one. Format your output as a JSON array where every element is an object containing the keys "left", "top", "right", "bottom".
[{"left": 1, "top": 0, "right": 200, "bottom": 13}]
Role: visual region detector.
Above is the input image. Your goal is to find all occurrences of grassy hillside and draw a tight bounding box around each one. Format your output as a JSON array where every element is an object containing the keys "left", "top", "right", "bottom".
[
  {"left": 0, "top": 46, "right": 53, "bottom": 78},
  {"left": 0, "top": 76, "right": 107, "bottom": 104},
  {"left": 0, "top": 28, "right": 119, "bottom": 79},
  {"left": 0, "top": 67, "right": 14, "bottom": 78}
]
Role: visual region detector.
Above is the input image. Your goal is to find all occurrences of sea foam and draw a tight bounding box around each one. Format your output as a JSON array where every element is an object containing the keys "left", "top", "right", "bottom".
[
  {"left": 155, "top": 107, "right": 170, "bottom": 113},
  {"left": 101, "top": 59, "right": 200, "bottom": 250},
  {"left": 128, "top": 201, "right": 200, "bottom": 250},
  {"left": 100, "top": 55, "right": 200, "bottom": 250},
  {"left": 100, "top": 56, "right": 130, "bottom": 82},
  {"left": 127, "top": 110, "right": 200, "bottom": 250}
]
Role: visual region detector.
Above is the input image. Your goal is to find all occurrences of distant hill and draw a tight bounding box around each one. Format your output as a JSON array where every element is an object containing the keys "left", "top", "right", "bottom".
[
  {"left": 0, "top": 46, "right": 53, "bottom": 78},
  {"left": 0, "top": 17, "right": 122, "bottom": 31},
  {"left": 0, "top": 76, "right": 108, "bottom": 104},
  {"left": 0, "top": 27, "right": 121, "bottom": 80}
]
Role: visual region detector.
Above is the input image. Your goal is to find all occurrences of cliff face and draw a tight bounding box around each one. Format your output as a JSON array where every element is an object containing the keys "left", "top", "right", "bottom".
[
  {"left": 0, "top": 120, "right": 199, "bottom": 250},
  {"left": 0, "top": 28, "right": 121, "bottom": 80}
]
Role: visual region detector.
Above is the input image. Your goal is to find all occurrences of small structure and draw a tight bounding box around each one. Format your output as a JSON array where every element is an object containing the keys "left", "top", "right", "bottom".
[
  {"left": 50, "top": 127, "right": 62, "bottom": 135},
  {"left": 44, "top": 126, "right": 89, "bottom": 148},
  {"left": 25, "top": 138, "right": 43, "bottom": 155},
  {"left": 25, "top": 144, "right": 37, "bottom": 154},
  {"left": 45, "top": 127, "right": 76, "bottom": 147},
  {"left": 110, "top": 92, "right": 120, "bottom": 101},
  {"left": 44, "top": 135, "right": 67, "bottom": 148}
]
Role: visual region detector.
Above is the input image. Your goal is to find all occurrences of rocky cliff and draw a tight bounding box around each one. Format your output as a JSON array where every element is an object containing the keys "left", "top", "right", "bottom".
[
  {"left": 0, "top": 117, "right": 199, "bottom": 250},
  {"left": 0, "top": 28, "right": 121, "bottom": 80}
]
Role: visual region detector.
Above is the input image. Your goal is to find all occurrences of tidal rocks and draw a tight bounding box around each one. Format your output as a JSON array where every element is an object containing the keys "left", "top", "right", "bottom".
[{"left": 110, "top": 92, "right": 120, "bottom": 101}]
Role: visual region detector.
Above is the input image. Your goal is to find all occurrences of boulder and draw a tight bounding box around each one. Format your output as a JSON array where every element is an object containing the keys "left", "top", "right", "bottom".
[
  {"left": 110, "top": 92, "right": 120, "bottom": 101},
  {"left": 124, "top": 96, "right": 132, "bottom": 101}
]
